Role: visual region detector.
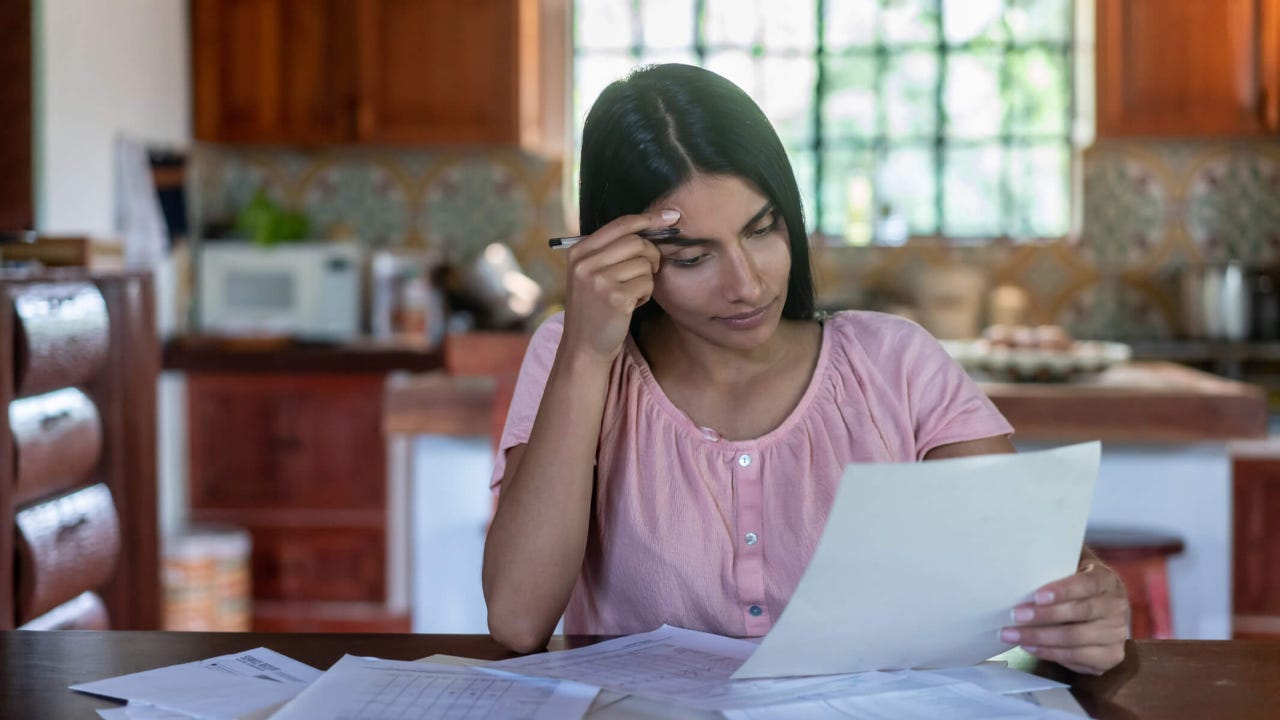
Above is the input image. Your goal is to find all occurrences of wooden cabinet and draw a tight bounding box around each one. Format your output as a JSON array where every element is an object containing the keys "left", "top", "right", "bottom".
[
  {"left": 1233, "top": 453, "right": 1280, "bottom": 639},
  {"left": 1, "top": 272, "right": 160, "bottom": 631},
  {"left": 1097, "top": 0, "right": 1280, "bottom": 136},
  {"left": 186, "top": 373, "right": 409, "bottom": 632},
  {"left": 192, "top": 0, "right": 539, "bottom": 145}
]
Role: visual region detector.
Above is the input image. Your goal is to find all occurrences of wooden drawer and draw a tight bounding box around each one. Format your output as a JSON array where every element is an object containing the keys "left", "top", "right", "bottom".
[
  {"left": 18, "top": 591, "right": 110, "bottom": 631},
  {"left": 10, "top": 282, "right": 109, "bottom": 397},
  {"left": 251, "top": 600, "right": 411, "bottom": 633},
  {"left": 9, "top": 388, "right": 102, "bottom": 505},
  {"left": 14, "top": 483, "right": 120, "bottom": 623},
  {"left": 248, "top": 524, "right": 386, "bottom": 603},
  {"left": 187, "top": 374, "right": 386, "bottom": 511}
]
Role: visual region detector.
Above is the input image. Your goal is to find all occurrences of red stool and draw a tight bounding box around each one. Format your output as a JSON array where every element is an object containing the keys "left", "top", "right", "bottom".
[{"left": 1085, "top": 526, "right": 1185, "bottom": 639}]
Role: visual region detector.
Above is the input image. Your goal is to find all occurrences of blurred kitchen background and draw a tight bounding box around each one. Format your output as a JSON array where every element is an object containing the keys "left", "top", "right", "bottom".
[{"left": 3, "top": 0, "right": 1280, "bottom": 642}]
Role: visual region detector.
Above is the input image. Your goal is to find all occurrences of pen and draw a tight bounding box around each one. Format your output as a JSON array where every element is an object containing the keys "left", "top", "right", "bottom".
[{"left": 548, "top": 226, "right": 680, "bottom": 249}]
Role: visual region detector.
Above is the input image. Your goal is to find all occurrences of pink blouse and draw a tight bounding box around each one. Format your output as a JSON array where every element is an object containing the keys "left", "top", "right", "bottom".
[{"left": 491, "top": 310, "right": 1013, "bottom": 637}]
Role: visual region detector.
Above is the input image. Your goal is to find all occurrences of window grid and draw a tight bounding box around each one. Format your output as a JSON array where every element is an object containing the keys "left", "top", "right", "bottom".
[{"left": 574, "top": 0, "right": 1076, "bottom": 242}]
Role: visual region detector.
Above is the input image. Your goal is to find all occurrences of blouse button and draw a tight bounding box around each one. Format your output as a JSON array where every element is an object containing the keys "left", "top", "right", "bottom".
[
  {"left": 748, "top": 605, "right": 764, "bottom": 617},
  {"left": 737, "top": 453, "right": 752, "bottom": 468},
  {"left": 745, "top": 532, "right": 759, "bottom": 546}
]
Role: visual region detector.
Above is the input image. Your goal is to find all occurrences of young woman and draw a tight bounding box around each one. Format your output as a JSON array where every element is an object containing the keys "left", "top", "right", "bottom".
[{"left": 482, "top": 63, "right": 1128, "bottom": 675}]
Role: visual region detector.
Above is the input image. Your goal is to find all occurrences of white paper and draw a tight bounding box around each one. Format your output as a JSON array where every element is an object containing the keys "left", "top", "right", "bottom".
[
  {"left": 733, "top": 442, "right": 1100, "bottom": 678},
  {"left": 267, "top": 654, "right": 598, "bottom": 720},
  {"left": 489, "top": 625, "right": 1055, "bottom": 712},
  {"left": 723, "top": 680, "right": 1085, "bottom": 720},
  {"left": 927, "top": 663, "right": 1068, "bottom": 695},
  {"left": 72, "top": 648, "right": 321, "bottom": 720}
]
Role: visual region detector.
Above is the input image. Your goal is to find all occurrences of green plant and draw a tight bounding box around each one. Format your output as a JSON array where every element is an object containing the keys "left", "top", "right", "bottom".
[{"left": 235, "top": 190, "right": 311, "bottom": 246}]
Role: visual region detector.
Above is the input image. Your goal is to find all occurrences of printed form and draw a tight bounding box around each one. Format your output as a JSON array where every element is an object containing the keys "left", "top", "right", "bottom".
[
  {"left": 71, "top": 648, "right": 321, "bottom": 720},
  {"left": 267, "top": 655, "right": 598, "bottom": 720}
]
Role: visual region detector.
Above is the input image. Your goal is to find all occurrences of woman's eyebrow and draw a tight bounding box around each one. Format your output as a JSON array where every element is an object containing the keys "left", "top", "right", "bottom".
[{"left": 654, "top": 203, "right": 776, "bottom": 247}]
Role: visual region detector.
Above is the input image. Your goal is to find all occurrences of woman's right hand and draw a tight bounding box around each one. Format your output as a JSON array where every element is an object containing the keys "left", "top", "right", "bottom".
[{"left": 561, "top": 209, "right": 677, "bottom": 364}]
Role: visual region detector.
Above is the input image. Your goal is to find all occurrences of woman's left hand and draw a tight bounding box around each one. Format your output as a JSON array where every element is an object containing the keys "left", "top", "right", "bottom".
[{"left": 1001, "top": 559, "right": 1130, "bottom": 675}]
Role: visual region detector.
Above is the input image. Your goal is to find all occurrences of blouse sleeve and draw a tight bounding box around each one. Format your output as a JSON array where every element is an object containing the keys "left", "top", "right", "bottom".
[
  {"left": 896, "top": 319, "right": 1014, "bottom": 459},
  {"left": 489, "top": 312, "right": 565, "bottom": 490}
]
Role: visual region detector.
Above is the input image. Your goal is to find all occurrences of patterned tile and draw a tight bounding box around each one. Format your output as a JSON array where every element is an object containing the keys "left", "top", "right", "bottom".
[
  {"left": 302, "top": 161, "right": 411, "bottom": 246},
  {"left": 1080, "top": 149, "right": 1169, "bottom": 270},
  {"left": 1184, "top": 146, "right": 1280, "bottom": 264},
  {"left": 1051, "top": 277, "right": 1175, "bottom": 341},
  {"left": 419, "top": 156, "right": 536, "bottom": 264}
]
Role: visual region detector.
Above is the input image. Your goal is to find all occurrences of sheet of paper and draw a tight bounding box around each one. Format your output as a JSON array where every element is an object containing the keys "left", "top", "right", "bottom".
[
  {"left": 926, "top": 663, "right": 1068, "bottom": 695},
  {"left": 723, "top": 680, "right": 1085, "bottom": 720},
  {"left": 72, "top": 648, "right": 321, "bottom": 720},
  {"left": 733, "top": 442, "right": 1100, "bottom": 678},
  {"left": 96, "top": 706, "right": 198, "bottom": 720},
  {"left": 489, "top": 625, "right": 1041, "bottom": 712},
  {"left": 267, "top": 654, "right": 598, "bottom": 720}
]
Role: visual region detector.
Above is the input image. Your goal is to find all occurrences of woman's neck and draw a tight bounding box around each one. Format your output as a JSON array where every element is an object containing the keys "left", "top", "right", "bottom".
[{"left": 638, "top": 314, "right": 813, "bottom": 388}]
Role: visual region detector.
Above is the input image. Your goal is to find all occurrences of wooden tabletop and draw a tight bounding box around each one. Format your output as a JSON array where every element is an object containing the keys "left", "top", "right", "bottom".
[
  {"left": 4, "top": 631, "right": 1279, "bottom": 719},
  {"left": 980, "top": 361, "right": 1270, "bottom": 442}
]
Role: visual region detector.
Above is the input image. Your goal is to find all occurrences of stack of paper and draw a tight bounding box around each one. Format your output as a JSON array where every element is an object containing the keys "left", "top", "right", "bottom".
[{"left": 73, "top": 444, "right": 1100, "bottom": 719}]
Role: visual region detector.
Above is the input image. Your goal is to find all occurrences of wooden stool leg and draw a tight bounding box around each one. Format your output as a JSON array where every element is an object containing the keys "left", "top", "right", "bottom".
[{"left": 1142, "top": 558, "right": 1175, "bottom": 639}]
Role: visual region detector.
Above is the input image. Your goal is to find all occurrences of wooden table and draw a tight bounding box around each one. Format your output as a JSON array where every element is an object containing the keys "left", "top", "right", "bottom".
[{"left": 2, "top": 632, "right": 1278, "bottom": 719}]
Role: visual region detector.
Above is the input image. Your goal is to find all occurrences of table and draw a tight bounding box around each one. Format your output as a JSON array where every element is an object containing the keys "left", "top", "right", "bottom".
[{"left": 2, "top": 632, "right": 1278, "bottom": 719}]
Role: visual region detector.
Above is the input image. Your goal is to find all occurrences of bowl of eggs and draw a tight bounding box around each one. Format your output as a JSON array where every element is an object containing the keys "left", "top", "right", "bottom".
[{"left": 941, "top": 324, "right": 1132, "bottom": 382}]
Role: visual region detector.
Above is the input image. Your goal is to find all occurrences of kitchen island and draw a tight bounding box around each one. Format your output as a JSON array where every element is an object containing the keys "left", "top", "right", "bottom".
[{"left": 980, "top": 361, "right": 1270, "bottom": 640}]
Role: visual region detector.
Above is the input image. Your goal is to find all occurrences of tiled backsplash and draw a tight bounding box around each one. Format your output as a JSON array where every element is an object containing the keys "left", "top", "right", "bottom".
[
  {"left": 817, "top": 140, "right": 1280, "bottom": 340},
  {"left": 190, "top": 146, "right": 569, "bottom": 291},
  {"left": 192, "top": 140, "right": 1280, "bottom": 340}
]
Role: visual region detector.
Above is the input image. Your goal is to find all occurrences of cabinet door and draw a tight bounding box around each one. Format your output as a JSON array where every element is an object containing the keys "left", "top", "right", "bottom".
[
  {"left": 187, "top": 374, "right": 386, "bottom": 512},
  {"left": 1234, "top": 456, "right": 1280, "bottom": 639},
  {"left": 192, "top": 0, "right": 356, "bottom": 142},
  {"left": 354, "top": 0, "right": 538, "bottom": 144},
  {"left": 1097, "top": 0, "right": 1279, "bottom": 136}
]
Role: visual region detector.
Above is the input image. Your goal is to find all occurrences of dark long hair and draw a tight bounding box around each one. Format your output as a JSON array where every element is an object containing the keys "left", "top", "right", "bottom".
[{"left": 578, "top": 63, "right": 816, "bottom": 323}]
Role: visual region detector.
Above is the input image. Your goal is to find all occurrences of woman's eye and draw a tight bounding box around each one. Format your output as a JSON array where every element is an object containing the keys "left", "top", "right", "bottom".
[
  {"left": 666, "top": 254, "right": 707, "bottom": 267},
  {"left": 750, "top": 216, "right": 779, "bottom": 237}
]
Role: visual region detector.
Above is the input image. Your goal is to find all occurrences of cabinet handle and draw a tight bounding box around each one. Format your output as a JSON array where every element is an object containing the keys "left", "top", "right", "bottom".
[
  {"left": 39, "top": 409, "right": 73, "bottom": 430},
  {"left": 56, "top": 514, "right": 89, "bottom": 542}
]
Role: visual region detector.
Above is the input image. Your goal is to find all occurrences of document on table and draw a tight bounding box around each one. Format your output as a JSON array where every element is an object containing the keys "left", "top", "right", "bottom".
[
  {"left": 487, "top": 625, "right": 1067, "bottom": 712},
  {"left": 722, "top": 680, "right": 1084, "bottom": 720},
  {"left": 266, "top": 654, "right": 598, "bottom": 720},
  {"left": 733, "top": 442, "right": 1100, "bottom": 679},
  {"left": 71, "top": 648, "right": 322, "bottom": 720}
]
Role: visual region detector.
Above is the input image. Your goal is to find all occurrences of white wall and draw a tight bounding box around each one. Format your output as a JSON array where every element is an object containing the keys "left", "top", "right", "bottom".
[{"left": 35, "top": 0, "right": 190, "bottom": 235}]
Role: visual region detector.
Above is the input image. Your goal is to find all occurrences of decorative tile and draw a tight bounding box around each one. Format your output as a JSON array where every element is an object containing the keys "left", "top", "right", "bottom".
[
  {"left": 1016, "top": 244, "right": 1080, "bottom": 316},
  {"left": 302, "top": 161, "right": 411, "bottom": 246},
  {"left": 419, "top": 156, "right": 535, "bottom": 264},
  {"left": 1051, "top": 277, "right": 1175, "bottom": 341},
  {"left": 1080, "top": 150, "right": 1169, "bottom": 270},
  {"left": 1184, "top": 147, "right": 1280, "bottom": 264},
  {"left": 199, "top": 154, "right": 289, "bottom": 230}
]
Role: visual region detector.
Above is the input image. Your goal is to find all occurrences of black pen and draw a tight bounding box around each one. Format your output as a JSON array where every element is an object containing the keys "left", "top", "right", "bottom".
[{"left": 548, "top": 226, "right": 680, "bottom": 249}]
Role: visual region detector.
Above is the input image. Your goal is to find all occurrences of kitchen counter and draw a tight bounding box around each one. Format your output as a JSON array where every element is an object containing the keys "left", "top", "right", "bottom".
[
  {"left": 162, "top": 335, "right": 445, "bottom": 373},
  {"left": 981, "top": 361, "right": 1269, "bottom": 443}
]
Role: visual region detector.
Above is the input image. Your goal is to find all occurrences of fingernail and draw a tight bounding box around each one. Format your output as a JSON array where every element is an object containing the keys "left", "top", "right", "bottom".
[
  {"left": 661, "top": 209, "right": 680, "bottom": 222},
  {"left": 1012, "top": 607, "right": 1035, "bottom": 623},
  {"left": 1000, "top": 629, "right": 1020, "bottom": 643},
  {"left": 1022, "top": 645, "right": 1039, "bottom": 654},
  {"left": 1035, "top": 590, "right": 1055, "bottom": 605}
]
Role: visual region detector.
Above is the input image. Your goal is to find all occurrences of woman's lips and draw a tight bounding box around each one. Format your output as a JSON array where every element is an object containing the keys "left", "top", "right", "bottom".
[{"left": 716, "top": 302, "right": 773, "bottom": 330}]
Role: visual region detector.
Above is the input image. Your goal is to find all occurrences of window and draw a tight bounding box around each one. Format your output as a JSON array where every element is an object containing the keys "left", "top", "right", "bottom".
[{"left": 573, "top": 0, "right": 1078, "bottom": 244}]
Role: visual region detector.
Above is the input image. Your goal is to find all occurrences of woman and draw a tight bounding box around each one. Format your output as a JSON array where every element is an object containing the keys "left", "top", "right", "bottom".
[{"left": 482, "top": 63, "right": 1128, "bottom": 675}]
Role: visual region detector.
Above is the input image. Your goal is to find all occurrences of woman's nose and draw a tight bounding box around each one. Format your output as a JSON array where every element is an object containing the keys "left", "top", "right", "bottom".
[{"left": 720, "top": 242, "right": 766, "bottom": 304}]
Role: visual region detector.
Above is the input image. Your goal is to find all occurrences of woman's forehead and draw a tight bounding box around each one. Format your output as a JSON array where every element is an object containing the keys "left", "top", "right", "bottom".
[{"left": 652, "top": 174, "right": 770, "bottom": 223}]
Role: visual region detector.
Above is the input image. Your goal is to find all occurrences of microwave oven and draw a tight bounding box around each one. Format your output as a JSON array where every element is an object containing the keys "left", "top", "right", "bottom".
[{"left": 199, "top": 241, "right": 362, "bottom": 339}]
